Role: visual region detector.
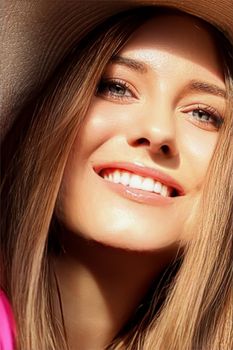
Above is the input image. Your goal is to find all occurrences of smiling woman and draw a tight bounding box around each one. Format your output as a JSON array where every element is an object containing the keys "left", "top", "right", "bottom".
[
  {"left": 55, "top": 12, "right": 227, "bottom": 253},
  {"left": 1, "top": 3, "right": 233, "bottom": 350}
]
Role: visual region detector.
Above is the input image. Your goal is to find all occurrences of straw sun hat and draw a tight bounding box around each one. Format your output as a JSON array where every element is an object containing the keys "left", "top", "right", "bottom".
[{"left": 1, "top": 0, "right": 233, "bottom": 140}]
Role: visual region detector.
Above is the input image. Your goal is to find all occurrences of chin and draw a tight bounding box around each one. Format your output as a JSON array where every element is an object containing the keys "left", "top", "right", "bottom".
[
  {"left": 55, "top": 184, "right": 190, "bottom": 252},
  {"left": 68, "top": 220, "right": 183, "bottom": 252}
]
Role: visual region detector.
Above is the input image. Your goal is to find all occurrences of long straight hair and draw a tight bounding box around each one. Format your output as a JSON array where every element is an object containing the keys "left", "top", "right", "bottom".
[{"left": 1, "top": 7, "right": 232, "bottom": 350}]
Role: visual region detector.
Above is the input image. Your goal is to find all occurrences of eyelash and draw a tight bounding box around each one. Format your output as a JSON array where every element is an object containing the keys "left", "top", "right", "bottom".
[
  {"left": 96, "top": 78, "right": 136, "bottom": 101},
  {"left": 185, "top": 104, "right": 223, "bottom": 130},
  {"left": 96, "top": 78, "right": 224, "bottom": 129}
]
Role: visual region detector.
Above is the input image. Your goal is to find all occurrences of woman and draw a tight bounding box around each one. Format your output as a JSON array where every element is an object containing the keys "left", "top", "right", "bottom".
[{"left": 1, "top": 2, "right": 232, "bottom": 350}]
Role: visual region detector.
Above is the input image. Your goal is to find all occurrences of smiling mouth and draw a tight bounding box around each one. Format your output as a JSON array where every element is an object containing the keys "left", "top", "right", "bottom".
[{"left": 97, "top": 168, "right": 180, "bottom": 198}]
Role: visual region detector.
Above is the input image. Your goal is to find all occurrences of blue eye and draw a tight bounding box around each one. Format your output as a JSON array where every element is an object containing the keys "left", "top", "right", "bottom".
[
  {"left": 107, "top": 83, "right": 128, "bottom": 96},
  {"left": 96, "top": 79, "right": 135, "bottom": 100},
  {"left": 188, "top": 105, "right": 223, "bottom": 130},
  {"left": 192, "top": 109, "right": 212, "bottom": 121}
]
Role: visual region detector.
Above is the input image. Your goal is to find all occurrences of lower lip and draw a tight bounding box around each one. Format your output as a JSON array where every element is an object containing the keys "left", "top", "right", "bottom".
[{"left": 97, "top": 174, "right": 175, "bottom": 206}]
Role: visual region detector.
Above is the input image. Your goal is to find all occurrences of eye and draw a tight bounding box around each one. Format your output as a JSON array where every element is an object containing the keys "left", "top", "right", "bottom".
[
  {"left": 96, "top": 78, "right": 136, "bottom": 101},
  {"left": 186, "top": 104, "right": 224, "bottom": 130},
  {"left": 191, "top": 109, "right": 216, "bottom": 122}
]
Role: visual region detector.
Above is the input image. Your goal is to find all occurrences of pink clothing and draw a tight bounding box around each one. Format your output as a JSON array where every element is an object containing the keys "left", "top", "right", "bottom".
[{"left": 0, "top": 290, "right": 15, "bottom": 350}]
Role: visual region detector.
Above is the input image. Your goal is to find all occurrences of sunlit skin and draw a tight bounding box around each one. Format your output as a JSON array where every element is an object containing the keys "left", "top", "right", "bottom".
[
  {"left": 56, "top": 14, "right": 225, "bottom": 251},
  {"left": 53, "top": 13, "right": 226, "bottom": 350}
]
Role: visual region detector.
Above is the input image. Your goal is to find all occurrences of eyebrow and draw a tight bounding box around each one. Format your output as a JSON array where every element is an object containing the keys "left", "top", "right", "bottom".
[
  {"left": 109, "top": 55, "right": 226, "bottom": 98},
  {"left": 185, "top": 80, "right": 226, "bottom": 98},
  {"left": 110, "top": 55, "right": 148, "bottom": 74}
]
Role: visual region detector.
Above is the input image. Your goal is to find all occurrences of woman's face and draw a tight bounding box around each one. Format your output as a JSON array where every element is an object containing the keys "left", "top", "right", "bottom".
[{"left": 55, "top": 13, "right": 226, "bottom": 251}]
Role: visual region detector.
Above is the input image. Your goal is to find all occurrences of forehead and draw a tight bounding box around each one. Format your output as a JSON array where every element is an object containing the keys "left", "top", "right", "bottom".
[
  {"left": 125, "top": 12, "right": 216, "bottom": 52},
  {"left": 119, "top": 13, "right": 224, "bottom": 81}
]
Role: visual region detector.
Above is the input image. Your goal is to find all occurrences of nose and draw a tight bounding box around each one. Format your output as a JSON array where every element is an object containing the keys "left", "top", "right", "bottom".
[{"left": 127, "top": 105, "right": 178, "bottom": 158}]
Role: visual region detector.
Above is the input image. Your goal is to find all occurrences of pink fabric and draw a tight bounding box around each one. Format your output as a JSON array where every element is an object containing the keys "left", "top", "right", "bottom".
[{"left": 0, "top": 290, "right": 15, "bottom": 350}]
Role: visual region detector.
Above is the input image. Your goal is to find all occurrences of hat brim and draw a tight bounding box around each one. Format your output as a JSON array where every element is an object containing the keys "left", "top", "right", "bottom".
[{"left": 1, "top": 0, "right": 233, "bottom": 139}]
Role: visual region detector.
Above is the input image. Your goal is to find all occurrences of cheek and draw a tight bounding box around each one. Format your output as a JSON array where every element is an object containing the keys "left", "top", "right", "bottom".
[
  {"left": 79, "top": 97, "right": 138, "bottom": 153},
  {"left": 79, "top": 99, "right": 119, "bottom": 149},
  {"left": 178, "top": 121, "right": 218, "bottom": 189}
]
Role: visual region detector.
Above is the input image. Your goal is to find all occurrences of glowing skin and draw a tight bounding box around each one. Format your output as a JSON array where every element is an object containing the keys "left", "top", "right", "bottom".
[
  {"left": 55, "top": 13, "right": 226, "bottom": 251},
  {"left": 53, "top": 14, "right": 226, "bottom": 349}
]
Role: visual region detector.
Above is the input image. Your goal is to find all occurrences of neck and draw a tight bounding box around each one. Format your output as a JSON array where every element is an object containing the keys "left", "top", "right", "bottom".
[{"left": 52, "top": 234, "right": 178, "bottom": 350}]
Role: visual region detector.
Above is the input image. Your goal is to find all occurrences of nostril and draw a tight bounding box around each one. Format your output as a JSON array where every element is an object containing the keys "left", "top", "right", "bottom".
[
  {"left": 161, "top": 145, "right": 170, "bottom": 154},
  {"left": 137, "top": 138, "right": 150, "bottom": 146}
]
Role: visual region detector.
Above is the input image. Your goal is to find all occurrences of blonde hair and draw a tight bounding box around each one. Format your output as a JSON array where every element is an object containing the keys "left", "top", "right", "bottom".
[{"left": 1, "top": 7, "right": 232, "bottom": 350}]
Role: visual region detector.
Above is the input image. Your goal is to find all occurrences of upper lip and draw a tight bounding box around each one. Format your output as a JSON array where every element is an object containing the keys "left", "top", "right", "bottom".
[{"left": 93, "top": 161, "right": 185, "bottom": 196}]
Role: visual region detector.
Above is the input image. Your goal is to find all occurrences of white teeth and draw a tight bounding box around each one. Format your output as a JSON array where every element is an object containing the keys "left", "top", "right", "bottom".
[
  {"left": 129, "top": 174, "right": 143, "bottom": 189},
  {"left": 120, "top": 172, "right": 130, "bottom": 186},
  {"left": 161, "top": 185, "right": 168, "bottom": 197},
  {"left": 141, "top": 178, "right": 154, "bottom": 192},
  {"left": 102, "top": 170, "right": 171, "bottom": 197},
  {"left": 154, "top": 181, "right": 162, "bottom": 194},
  {"left": 104, "top": 173, "right": 114, "bottom": 182},
  {"left": 113, "top": 170, "right": 121, "bottom": 183}
]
